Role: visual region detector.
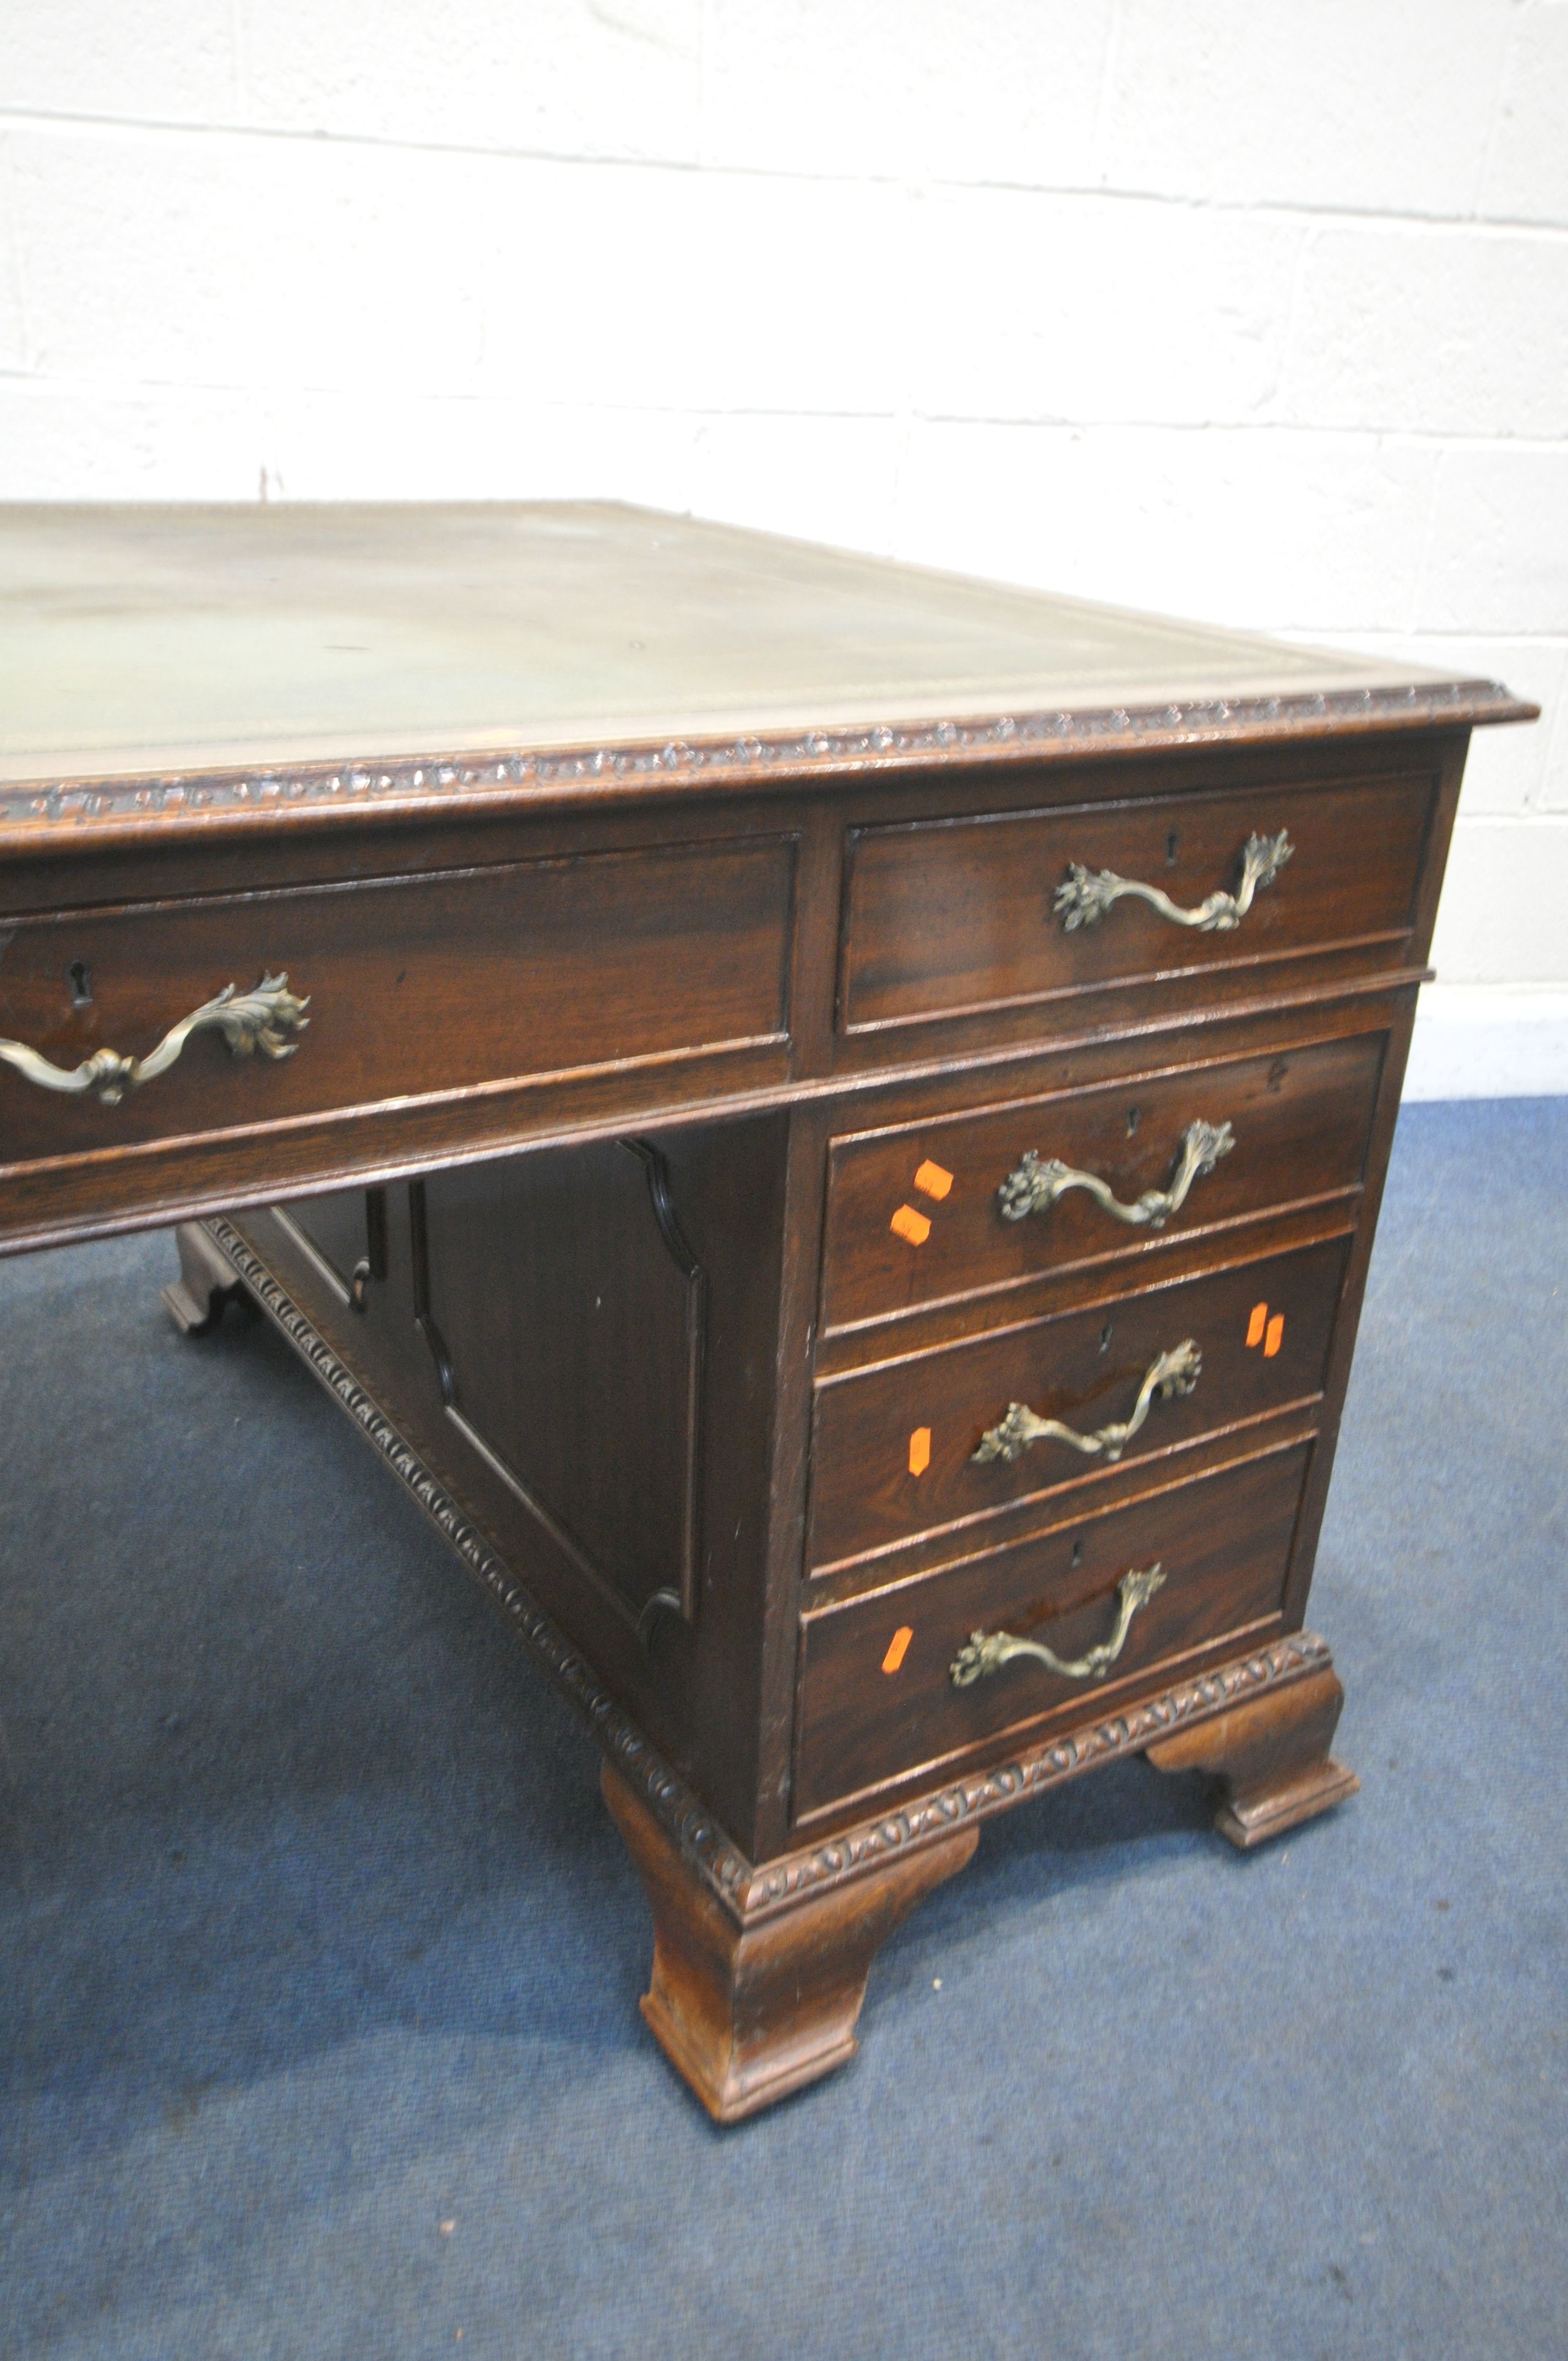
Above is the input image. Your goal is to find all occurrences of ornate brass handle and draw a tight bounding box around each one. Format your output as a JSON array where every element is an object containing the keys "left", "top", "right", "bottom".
[
  {"left": 998, "top": 1118, "right": 1234, "bottom": 1227},
  {"left": 1055, "top": 829, "right": 1292, "bottom": 933},
  {"left": 0, "top": 972, "right": 309, "bottom": 1107},
  {"left": 950, "top": 1564, "right": 1166, "bottom": 1687},
  {"left": 972, "top": 1339, "right": 1201, "bottom": 1467}
]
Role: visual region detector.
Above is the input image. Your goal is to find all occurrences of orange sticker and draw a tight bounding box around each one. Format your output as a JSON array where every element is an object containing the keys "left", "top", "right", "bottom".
[
  {"left": 914, "top": 1159, "right": 954, "bottom": 1201},
  {"left": 908, "top": 1426, "right": 932, "bottom": 1477},
  {"left": 1265, "top": 1311, "right": 1285, "bottom": 1358},
  {"left": 881, "top": 1626, "right": 913, "bottom": 1675},
  {"left": 890, "top": 1204, "right": 932, "bottom": 1247},
  {"left": 1246, "top": 1301, "right": 1268, "bottom": 1348}
]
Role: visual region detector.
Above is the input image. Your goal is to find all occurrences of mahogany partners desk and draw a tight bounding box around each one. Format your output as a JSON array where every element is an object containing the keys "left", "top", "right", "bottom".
[{"left": 0, "top": 504, "right": 1534, "bottom": 2121}]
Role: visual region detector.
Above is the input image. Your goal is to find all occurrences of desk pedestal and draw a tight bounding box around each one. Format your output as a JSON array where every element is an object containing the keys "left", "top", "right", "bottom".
[{"left": 175, "top": 1136, "right": 1355, "bottom": 2119}]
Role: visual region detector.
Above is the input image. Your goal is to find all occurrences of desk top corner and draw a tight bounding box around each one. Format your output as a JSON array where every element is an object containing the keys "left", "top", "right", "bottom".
[{"left": 0, "top": 499, "right": 1534, "bottom": 852}]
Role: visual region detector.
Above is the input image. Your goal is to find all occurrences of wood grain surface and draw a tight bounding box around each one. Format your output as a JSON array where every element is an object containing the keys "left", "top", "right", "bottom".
[
  {"left": 820, "top": 1025, "right": 1384, "bottom": 1336},
  {"left": 794, "top": 1439, "right": 1313, "bottom": 1823},
  {"left": 8, "top": 502, "right": 1531, "bottom": 2117}
]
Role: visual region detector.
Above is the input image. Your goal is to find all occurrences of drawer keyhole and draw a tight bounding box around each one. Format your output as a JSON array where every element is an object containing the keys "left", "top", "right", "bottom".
[
  {"left": 1165, "top": 830, "right": 1180, "bottom": 867},
  {"left": 1069, "top": 1537, "right": 1084, "bottom": 1570},
  {"left": 1125, "top": 1106, "right": 1140, "bottom": 1136},
  {"left": 1099, "top": 1321, "right": 1114, "bottom": 1352},
  {"left": 66, "top": 960, "right": 93, "bottom": 1009}
]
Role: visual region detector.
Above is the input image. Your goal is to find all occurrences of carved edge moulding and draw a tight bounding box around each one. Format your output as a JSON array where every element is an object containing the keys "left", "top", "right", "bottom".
[
  {"left": 0, "top": 678, "right": 1531, "bottom": 845},
  {"left": 199, "top": 1214, "right": 1339, "bottom": 1931}
]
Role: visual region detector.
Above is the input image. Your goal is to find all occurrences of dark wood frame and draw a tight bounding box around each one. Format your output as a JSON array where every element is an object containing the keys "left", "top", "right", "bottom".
[{"left": 2, "top": 637, "right": 1534, "bottom": 2121}]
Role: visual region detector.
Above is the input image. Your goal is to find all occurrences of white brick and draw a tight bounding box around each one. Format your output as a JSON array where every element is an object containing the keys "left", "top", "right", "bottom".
[
  {"left": 1428, "top": 816, "right": 1568, "bottom": 987},
  {"left": 8, "top": 130, "right": 911, "bottom": 420},
  {"left": 1479, "top": 5, "right": 1568, "bottom": 227},
  {"left": 1099, "top": 0, "right": 1510, "bottom": 215},
  {"left": 700, "top": 0, "right": 1113, "bottom": 186},
  {"left": 0, "top": 379, "right": 704, "bottom": 504},
  {"left": 242, "top": 0, "right": 701, "bottom": 166},
  {"left": 1542, "top": 683, "right": 1568, "bottom": 817},
  {"left": 1297, "top": 632, "right": 1566, "bottom": 817},
  {"left": 911, "top": 191, "right": 1300, "bottom": 427},
  {"left": 476, "top": 168, "right": 911, "bottom": 418},
  {"left": 895, "top": 422, "right": 1436, "bottom": 633},
  {"left": 9, "top": 128, "right": 489, "bottom": 393},
  {"left": 0, "top": 380, "right": 264, "bottom": 497},
  {"left": 1, "top": 0, "right": 238, "bottom": 124},
  {"left": 1280, "top": 226, "right": 1568, "bottom": 439},
  {"left": 1415, "top": 449, "right": 1568, "bottom": 635},
  {"left": 254, "top": 396, "right": 700, "bottom": 505},
  {"left": 689, "top": 415, "right": 901, "bottom": 556},
  {"left": 0, "top": 140, "right": 27, "bottom": 372}
]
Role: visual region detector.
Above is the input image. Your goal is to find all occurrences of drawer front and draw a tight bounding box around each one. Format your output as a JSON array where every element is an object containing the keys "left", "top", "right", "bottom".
[
  {"left": 795, "top": 1440, "right": 1309, "bottom": 1823},
  {"left": 809, "top": 1233, "right": 1347, "bottom": 1574},
  {"left": 821, "top": 1027, "right": 1384, "bottom": 1336},
  {"left": 840, "top": 770, "right": 1432, "bottom": 1035},
  {"left": 0, "top": 836, "right": 795, "bottom": 1167}
]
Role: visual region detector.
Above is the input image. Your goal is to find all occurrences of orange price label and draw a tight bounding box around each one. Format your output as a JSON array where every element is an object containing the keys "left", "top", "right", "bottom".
[
  {"left": 908, "top": 1426, "right": 932, "bottom": 1477},
  {"left": 914, "top": 1160, "right": 954, "bottom": 1201},
  {"left": 1246, "top": 1301, "right": 1268, "bottom": 1348},
  {"left": 881, "top": 1626, "right": 913, "bottom": 1675},
  {"left": 1265, "top": 1312, "right": 1285, "bottom": 1358},
  {"left": 890, "top": 1204, "right": 932, "bottom": 1247}
]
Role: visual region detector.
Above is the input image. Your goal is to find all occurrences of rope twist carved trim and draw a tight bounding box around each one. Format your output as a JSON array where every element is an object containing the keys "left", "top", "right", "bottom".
[{"left": 4, "top": 678, "right": 1522, "bottom": 839}]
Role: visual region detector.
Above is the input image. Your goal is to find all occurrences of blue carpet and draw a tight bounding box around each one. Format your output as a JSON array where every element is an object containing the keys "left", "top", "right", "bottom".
[{"left": 1, "top": 1100, "right": 1564, "bottom": 2359}]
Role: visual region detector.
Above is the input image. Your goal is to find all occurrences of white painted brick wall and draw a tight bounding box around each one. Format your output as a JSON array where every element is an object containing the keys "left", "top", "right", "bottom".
[{"left": 2, "top": 1, "right": 1565, "bottom": 1062}]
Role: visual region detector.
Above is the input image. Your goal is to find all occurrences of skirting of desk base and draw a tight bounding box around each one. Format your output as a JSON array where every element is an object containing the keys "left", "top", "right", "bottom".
[{"left": 186, "top": 1212, "right": 1357, "bottom": 2117}]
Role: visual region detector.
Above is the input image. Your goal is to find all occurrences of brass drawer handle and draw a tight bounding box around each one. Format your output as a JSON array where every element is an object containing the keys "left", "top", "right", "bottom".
[
  {"left": 1055, "top": 829, "right": 1293, "bottom": 934},
  {"left": 0, "top": 972, "right": 310, "bottom": 1107},
  {"left": 973, "top": 1338, "right": 1201, "bottom": 1467},
  {"left": 950, "top": 1564, "right": 1167, "bottom": 1688},
  {"left": 999, "top": 1117, "right": 1234, "bottom": 1228}
]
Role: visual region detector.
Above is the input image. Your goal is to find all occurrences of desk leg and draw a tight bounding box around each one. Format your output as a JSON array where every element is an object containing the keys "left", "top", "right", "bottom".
[
  {"left": 1145, "top": 1662, "right": 1359, "bottom": 1849},
  {"left": 602, "top": 1764, "right": 977, "bottom": 2123},
  {"left": 161, "top": 1220, "right": 249, "bottom": 1336}
]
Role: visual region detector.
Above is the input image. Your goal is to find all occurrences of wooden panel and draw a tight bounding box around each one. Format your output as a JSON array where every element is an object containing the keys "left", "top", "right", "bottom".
[
  {"left": 0, "top": 834, "right": 795, "bottom": 1170},
  {"left": 794, "top": 1441, "right": 1310, "bottom": 1823},
  {"left": 249, "top": 1108, "right": 792, "bottom": 1858},
  {"left": 839, "top": 770, "right": 1433, "bottom": 1034},
  {"left": 412, "top": 1141, "right": 705, "bottom": 1629},
  {"left": 821, "top": 1026, "right": 1384, "bottom": 1336},
  {"left": 808, "top": 1233, "right": 1348, "bottom": 1575}
]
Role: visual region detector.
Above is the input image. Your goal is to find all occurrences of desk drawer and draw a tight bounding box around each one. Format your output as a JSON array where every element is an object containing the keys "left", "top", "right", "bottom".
[
  {"left": 821, "top": 1028, "right": 1384, "bottom": 1336},
  {"left": 0, "top": 836, "right": 795, "bottom": 1166},
  {"left": 809, "top": 1232, "right": 1347, "bottom": 1575},
  {"left": 794, "top": 1440, "right": 1309, "bottom": 1823},
  {"left": 840, "top": 770, "right": 1433, "bottom": 1036}
]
